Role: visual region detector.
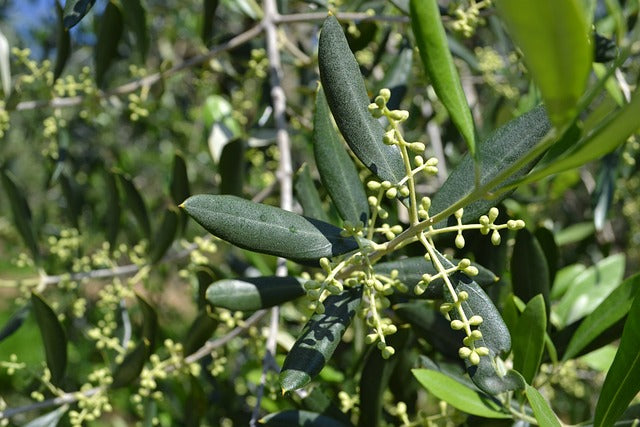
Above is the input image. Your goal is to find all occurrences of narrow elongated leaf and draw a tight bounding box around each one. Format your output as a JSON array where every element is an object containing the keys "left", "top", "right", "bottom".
[
  {"left": 505, "top": 89, "right": 640, "bottom": 190},
  {"left": 170, "top": 153, "right": 190, "bottom": 206},
  {"left": 525, "top": 385, "right": 562, "bottom": 427},
  {"left": 314, "top": 87, "right": 369, "bottom": 224},
  {"left": 429, "top": 105, "right": 551, "bottom": 227},
  {"left": 202, "top": 0, "right": 219, "bottom": 44},
  {"left": 1, "top": 168, "right": 40, "bottom": 262},
  {"left": 318, "top": 15, "right": 405, "bottom": 184},
  {"left": 294, "top": 163, "right": 331, "bottom": 223},
  {"left": 149, "top": 206, "right": 179, "bottom": 263},
  {"left": 512, "top": 295, "right": 547, "bottom": 384},
  {"left": 375, "top": 256, "right": 498, "bottom": 299},
  {"left": 181, "top": 195, "right": 359, "bottom": 263},
  {"left": 95, "top": 1, "right": 123, "bottom": 87},
  {"left": 511, "top": 228, "right": 550, "bottom": 312},
  {"left": 551, "top": 264, "right": 586, "bottom": 300},
  {"left": 219, "top": 139, "right": 245, "bottom": 197},
  {"left": 182, "top": 310, "right": 217, "bottom": 355},
  {"left": 104, "top": 168, "right": 121, "bottom": 248},
  {"left": 412, "top": 369, "right": 510, "bottom": 418},
  {"left": 496, "top": 0, "right": 592, "bottom": 126},
  {"left": 59, "top": 173, "right": 83, "bottom": 229},
  {"left": 0, "top": 305, "right": 30, "bottom": 342},
  {"left": 118, "top": 173, "right": 152, "bottom": 239},
  {"left": 563, "top": 273, "right": 640, "bottom": 360},
  {"left": 260, "top": 410, "right": 351, "bottom": 427},
  {"left": 121, "top": 0, "right": 148, "bottom": 61},
  {"left": 534, "top": 227, "right": 558, "bottom": 286},
  {"left": 137, "top": 293, "right": 158, "bottom": 350},
  {"left": 54, "top": 1, "right": 71, "bottom": 80},
  {"left": 280, "top": 287, "right": 362, "bottom": 392},
  {"left": 111, "top": 341, "right": 147, "bottom": 389},
  {"left": 31, "top": 293, "right": 67, "bottom": 386},
  {"left": 554, "top": 254, "right": 625, "bottom": 327},
  {"left": 63, "top": 0, "right": 95, "bottom": 29},
  {"left": 24, "top": 405, "right": 69, "bottom": 427},
  {"left": 594, "top": 294, "right": 640, "bottom": 427},
  {"left": 410, "top": 0, "right": 476, "bottom": 156},
  {"left": 206, "top": 276, "right": 306, "bottom": 311}
]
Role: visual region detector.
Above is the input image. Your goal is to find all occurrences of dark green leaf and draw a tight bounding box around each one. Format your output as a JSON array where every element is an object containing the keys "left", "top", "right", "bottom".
[
  {"left": 511, "top": 228, "right": 550, "bottom": 313},
  {"left": 219, "top": 139, "right": 246, "bottom": 197},
  {"left": 429, "top": 105, "right": 551, "bottom": 227},
  {"left": 170, "top": 153, "right": 191, "bottom": 206},
  {"left": 594, "top": 32, "right": 618, "bottom": 63},
  {"left": 54, "top": 2, "right": 71, "bottom": 80},
  {"left": 182, "top": 310, "right": 217, "bottom": 355},
  {"left": 495, "top": 0, "right": 592, "bottom": 126},
  {"left": 525, "top": 385, "right": 562, "bottom": 427},
  {"left": 136, "top": 293, "right": 158, "bottom": 351},
  {"left": 59, "top": 172, "right": 83, "bottom": 229},
  {"left": 118, "top": 173, "right": 152, "bottom": 239},
  {"left": 594, "top": 293, "right": 640, "bottom": 427},
  {"left": 410, "top": 0, "right": 476, "bottom": 157},
  {"left": 104, "top": 168, "right": 121, "bottom": 248},
  {"left": 95, "top": 1, "right": 124, "bottom": 87},
  {"left": 31, "top": 293, "right": 67, "bottom": 386},
  {"left": 563, "top": 273, "right": 640, "bottom": 361},
  {"left": 149, "top": 206, "right": 179, "bottom": 263},
  {"left": 358, "top": 329, "right": 409, "bottom": 427},
  {"left": 554, "top": 254, "right": 625, "bottom": 327},
  {"left": 121, "top": 0, "right": 148, "bottom": 61},
  {"left": 412, "top": 369, "right": 510, "bottom": 418},
  {"left": 260, "top": 410, "right": 351, "bottom": 427},
  {"left": 111, "top": 341, "right": 148, "bottom": 389},
  {"left": 63, "top": 0, "right": 95, "bottom": 29},
  {"left": 512, "top": 295, "right": 547, "bottom": 384},
  {"left": 280, "top": 287, "right": 362, "bottom": 391},
  {"left": 1, "top": 168, "right": 40, "bottom": 262},
  {"left": 294, "top": 163, "right": 331, "bottom": 223},
  {"left": 313, "top": 87, "right": 369, "bottom": 224},
  {"left": 196, "top": 266, "right": 217, "bottom": 308},
  {"left": 318, "top": 15, "right": 405, "bottom": 184},
  {"left": 181, "top": 195, "right": 359, "bottom": 264},
  {"left": 24, "top": 405, "right": 69, "bottom": 427},
  {"left": 534, "top": 227, "right": 558, "bottom": 286},
  {"left": 0, "top": 305, "right": 30, "bottom": 342},
  {"left": 206, "top": 276, "right": 306, "bottom": 311},
  {"left": 550, "top": 264, "right": 586, "bottom": 301},
  {"left": 375, "top": 256, "right": 498, "bottom": 299},
  {"left": 201, "top": 0, "right": 219, "bottom": 44}
]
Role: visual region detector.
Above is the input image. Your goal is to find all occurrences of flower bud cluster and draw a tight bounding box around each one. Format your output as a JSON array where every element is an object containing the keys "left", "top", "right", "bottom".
[{"left": 440, "top": 291, "right": 489, "bottom": 365}]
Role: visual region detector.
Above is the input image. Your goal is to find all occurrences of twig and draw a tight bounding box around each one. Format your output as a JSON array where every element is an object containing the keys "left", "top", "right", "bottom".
[
  {"left": 274, "top": 12, "right": 409, "bottom": 24},
  {"left": 0, "top": 388, "right": 100, "bottom": 420}
]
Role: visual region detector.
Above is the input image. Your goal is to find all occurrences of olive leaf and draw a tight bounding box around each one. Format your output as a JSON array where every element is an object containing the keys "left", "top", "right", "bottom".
[{"left": 206, "top": 276, "right": 306, "bottom": 311}]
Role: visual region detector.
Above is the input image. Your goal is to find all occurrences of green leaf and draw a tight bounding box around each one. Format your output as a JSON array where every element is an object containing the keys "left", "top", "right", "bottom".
[
  {"left": 358, "top": 329, "right": 409, "bottom": 427},
  {"left": 95, "top": 1, "right": 124, "bottom": 87},
  {"left": 510, "top": 228, "right": 550, "bottom": 312},
  {"left": 534, "top": 227, "right": 559, "bottom": 286},
  {"left": 550, "top": 264, "right": 586, "bottom": 300},
  {"left": 206, "top": 276, "right": 306, "bottom": 311},
  {"left": 313, "top": 86, "right": 369, "bottom": 224},
  {"left": 170, "top": 153, "right": 191, "bottom": 206},
  {"left": 410, "top": 0, "right": 476, "bottom": 157},
  {"left": 512, "top": 295, "right": 547, "bottom": 384},
  {"left": 495, "top": 0, "right": 592, "bottom": 126},
  {"left": 54, "top": 1, "right": 71, "bottom": 80},
  {"left": 201, "top": 0, "right": 219, "bottom": 45},
  {"left": 318, "top": 15, "right": 405, "bottom": 184},
  {"left": 121, "top": 0, "right": 149, "bottom": 61},
  {"left": 554, "top": 221, "right": 595, "bottom": 247},
  {"left": 111, "top": 341, "right": 148, "bottom": 389},
  {"left": 182, "top": 310, "right": 218, "bottom": 355},
  {"left": 1, "top": 168, "right": 40, "bottom": 262},
  {"left": 31, "top": 293, "right": 67, "bottom": 386},
  {"left": 294, "top": 163, "right": 331, "bottom": 223},
  {"left": 429, "top": 105, "right": 551, "bottom": 227},
  {"left": 63, "top": 0, "right": 95, "bottom": 29},
  {"left": 260, "top": 410, "right": 351, "bottom": 427},
  {"left": 204, "top": 94, "right": 242, "bottom": 164},
  {"left": 280, "top": 287, "right": 362, "bottom": 392},
  {"left": 563, "top": 273, "right": 640, "bottom": 360},
  {"left": 24, "top": 405, "right": 69, "bottom": 427},
  {"left": 594, "top": 293, "right": 640, "bottom": 427},
  {"left": 59, "top": 172, "right": 83, "bottom": 229},
  {"left": 149, "top": 206, "right": 179, "bottom": 264},
  {"left": 506, "top": 89, "right": 640, "bottom": 190},
  {"left": 181, "top": 195, "right": 359, "bottom": 264},
  {"left": 0, "top": 305, "right": 30, "bottom": 342},
  {"left": 411, "top": 369, "right": 511, "bottom": 419},
  {"left": 554, "top": 254, "right": 625, "bottom": 327},
  {"left": 219, "top": 139, "right": 246, "bottom": 197},
  {"left": 375, "top": 256, "right": 498, "bottom": 299},
  {"left": 137, "top": 293, "right": 158, "bottom": 351},
  {"left": 103, "top": 168, "right": 121, "bottom": 248},
  {"left": 525, "top": 385, "right": 562, "bottom": 427},
  {"left": 118, "top": 173, "right": 152, "bottom": 239}
]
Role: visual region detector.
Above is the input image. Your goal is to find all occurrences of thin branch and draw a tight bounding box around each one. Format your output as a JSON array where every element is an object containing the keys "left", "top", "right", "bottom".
[{"left": 274, "top": 11, "right": 409, "bottom": 24}]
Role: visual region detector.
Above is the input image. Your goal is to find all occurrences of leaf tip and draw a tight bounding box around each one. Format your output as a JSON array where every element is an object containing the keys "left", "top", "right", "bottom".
[{"left": 279, "top": 369, "right": 311, "bottom": 392}]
